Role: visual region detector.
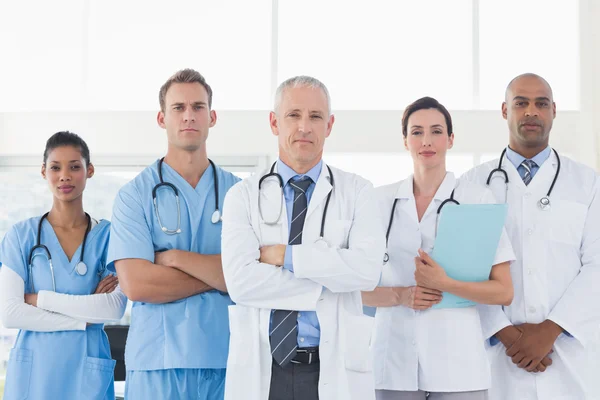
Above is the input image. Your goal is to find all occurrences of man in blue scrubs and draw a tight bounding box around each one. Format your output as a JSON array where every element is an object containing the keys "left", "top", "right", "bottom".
[{"left": 108, "top": 69, "right": 240, "bottom": 399}]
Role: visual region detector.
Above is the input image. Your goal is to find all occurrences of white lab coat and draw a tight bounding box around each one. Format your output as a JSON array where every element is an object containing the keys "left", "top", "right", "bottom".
[
  {"left": 372, "top": 172, "right": 515, "bottom": 393},
  {"left": 462, "top": 151, "right": 600, "bottom": 400},
  {"left": 221, "top": 162, "right": 385, "bottom": 400}
]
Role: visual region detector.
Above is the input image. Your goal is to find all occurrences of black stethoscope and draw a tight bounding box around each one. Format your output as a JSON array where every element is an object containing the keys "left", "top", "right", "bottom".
[
  {"left": 153, "top": 157, "right": 221, "bottom": 235},
  {"left": 383, "top": 189, "right": 459, "bottom": 264},
  {"left": 28, "top": 212, "right": 92, "bottom": 292},
  {"left": 486, "top": 148, "right": 560, "bottom": 211},
  {"left": 258, "top": 162, "right": 334, "bottom": 239}
]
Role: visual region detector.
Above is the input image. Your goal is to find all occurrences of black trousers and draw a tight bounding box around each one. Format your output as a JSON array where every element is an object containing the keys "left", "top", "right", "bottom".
[{"left": 268, "top": 361, "right": 320, "bottom": 400}]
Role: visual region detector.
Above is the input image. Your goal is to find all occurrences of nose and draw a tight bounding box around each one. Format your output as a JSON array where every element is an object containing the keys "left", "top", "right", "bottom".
[
  {"left": 524, "top": 104, "right": 539, "bottom": 117},
  {"left": 59, "top": 172, "right": 71, "bottom": 182},
  {"left": 297, "top": 115, "right": 312, "bottom": 134},
  {"left": 183, "top": 108, "right": 196, "bottom": 123},
  {"left": 421, "top": 131, "right": 433, "bottom": 147}
]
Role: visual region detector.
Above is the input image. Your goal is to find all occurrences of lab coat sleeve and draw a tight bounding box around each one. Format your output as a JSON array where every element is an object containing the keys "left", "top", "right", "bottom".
[
  {"left": 292, "top": 179, "right": 385, "bottom": 293},
  {"left": 0, "top": 267, "right": 86, "bottom": 331},
  {"left": 107, "top": 184, "right": 155, "bottom": 268},
  {"left": 221, "top": 183, "right": 322, "bottom": 311},
  {"left": 477, "top": 304, "right": 513, "bottom": 342},
  {"left": 37, "top": 286, "right": 127, "bottom": 323},
  {"left": 547, "top": 180, "right": 600, "bottom": 347}
]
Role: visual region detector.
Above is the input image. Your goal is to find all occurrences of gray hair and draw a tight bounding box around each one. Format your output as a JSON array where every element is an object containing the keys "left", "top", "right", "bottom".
[{"left": 274, "top": 75, "right": 332, "bottom": 115}]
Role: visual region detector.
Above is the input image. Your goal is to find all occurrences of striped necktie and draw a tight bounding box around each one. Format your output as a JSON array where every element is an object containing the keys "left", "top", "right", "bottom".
[
  {"left": 270, "top": 177, "right": 313, "bottom": 366},
  {"left": 521, "top": 159, "right": 537, "bottom": 185}
]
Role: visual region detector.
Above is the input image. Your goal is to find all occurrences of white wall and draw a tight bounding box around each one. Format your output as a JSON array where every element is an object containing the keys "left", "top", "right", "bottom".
[{"left": 0, "top": 110, "right": 589, "bottom": 166}]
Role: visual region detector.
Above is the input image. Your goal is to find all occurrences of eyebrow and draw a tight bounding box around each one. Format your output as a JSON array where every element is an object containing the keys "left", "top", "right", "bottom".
[
  {"left": 410, "top": 124, "right": 444, "bottom": 129},
  {"left": 170, "top": 101, "right": 207, "bottom": 107},
  {"left": 49, "top": 160, "right": 82, "bottom": 163},
  {"left": 513, "top": 96, "right": 552, "bottom": 102}
]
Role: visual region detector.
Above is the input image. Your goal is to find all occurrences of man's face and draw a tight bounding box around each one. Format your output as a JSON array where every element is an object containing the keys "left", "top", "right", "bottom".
[
  {"left": 503, "top": 76, "right": 556, "bottom": 148},
  {"left": 270, "top": 85, "right": 334, "bottom": 167},
  {"left": 158, "top": 82, "right": 216, "bottom": 152}
]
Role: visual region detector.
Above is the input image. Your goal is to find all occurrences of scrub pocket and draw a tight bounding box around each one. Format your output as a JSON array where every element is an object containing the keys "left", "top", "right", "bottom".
[
  {"left": 3, "top": 348, "right": 33, "bottom": 400},
  {"left": 80, "top": 356, "right": 116, "bottom": 400}
]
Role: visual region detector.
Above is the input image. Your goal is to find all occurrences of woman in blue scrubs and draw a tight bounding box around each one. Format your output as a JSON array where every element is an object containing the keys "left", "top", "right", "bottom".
[{"left": 0, "top": 131, "right": 127, "bottom": 400}]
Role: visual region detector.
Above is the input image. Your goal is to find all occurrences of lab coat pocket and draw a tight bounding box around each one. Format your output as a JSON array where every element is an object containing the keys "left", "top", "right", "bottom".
[
  {"left": 543, "top": 200, "right": 587, "bottom": 246},
  {"left": 343, "top": 313, "right": 374, "bottom": 372},
  {"left": 227, "top": 305, "right": 256, "bottom": 366},
  {"left": 80, "top": 356, "right": 116, "bottom": 399},
  {"left": 3, "top": 348, "right": 33, "bottom": 400},
  {"left": 327, "top": 220, "right": 352, "bottom": 249}
]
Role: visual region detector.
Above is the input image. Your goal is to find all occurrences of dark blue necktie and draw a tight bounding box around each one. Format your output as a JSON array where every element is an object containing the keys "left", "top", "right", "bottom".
[{"left": 270, "top": 177, "right": 312, "bottom": 366}]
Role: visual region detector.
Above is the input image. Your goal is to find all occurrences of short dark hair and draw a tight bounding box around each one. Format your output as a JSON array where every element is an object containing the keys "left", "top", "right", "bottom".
[
  {"left": 159, "top": 69, "right": 213, "bottom": 112},
  {"left": 401, "top": 97, "right": 453, "bottom": 137},
  {"left": 43, "top": 131, "right": 91, "bottom": 166}
]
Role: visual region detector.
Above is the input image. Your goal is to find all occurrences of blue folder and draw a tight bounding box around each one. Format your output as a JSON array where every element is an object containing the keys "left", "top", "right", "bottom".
[{"left": 430, "top": 203, "right": 508, "bottom": 309}]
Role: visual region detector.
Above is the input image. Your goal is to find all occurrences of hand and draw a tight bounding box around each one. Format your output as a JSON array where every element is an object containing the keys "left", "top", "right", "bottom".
[
  {"left": 398, "top": 286, "right": 443, "bottom": 310},
  {"left": 154, "top": 250, "right": 178, "bottom": 267},
  {"left": 414, "top": 249, "right": 451, "bottom": 291},
  {"left": 93, "top": 275, "right": 119, "bottom": 294},
  {"left": 24, "top": 293, "right": 38, "bottom": 307},
  {"left": 497, "top": 325, "right": 551, "bottom": 372},
  {"left": 496, "top": 325, "right": 523, "bottom": 349},
  {"left": 506, "top": 321, "right": 562, "bottom": 372},
  {"left": 259, "top": 245, "right": 286, "bottom": 267}
]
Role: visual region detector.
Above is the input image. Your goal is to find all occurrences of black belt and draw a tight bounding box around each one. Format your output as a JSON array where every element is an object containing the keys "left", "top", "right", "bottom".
[{"left": 290, "top": 347, "right": 320, "bottom": 365}]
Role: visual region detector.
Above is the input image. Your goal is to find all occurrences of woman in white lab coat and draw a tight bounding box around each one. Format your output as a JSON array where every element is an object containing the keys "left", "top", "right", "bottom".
[{"left": 362, "top": 97, "right": 515, "bottom": 400}]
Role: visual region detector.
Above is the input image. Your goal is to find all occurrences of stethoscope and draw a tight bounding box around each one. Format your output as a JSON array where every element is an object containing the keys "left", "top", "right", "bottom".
[
  {"left": 486, "top": 148, "right": 560, "bottom": 211},
  {"left": 383, "top": 189, "right": 459, "bottom": 264},
  {"left": 28, "top": 212, "right": 92, "bottom": 292},
  {"left": 258, "top": 162, "right": 334, "bottom": 239},
  {"left": 153, "top": 157, "right": 221, "bottom": 235}
]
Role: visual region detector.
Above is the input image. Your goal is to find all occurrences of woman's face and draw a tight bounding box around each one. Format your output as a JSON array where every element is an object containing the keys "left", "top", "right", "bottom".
[
  {"left": 42, "top": 145, "right": 94, "bottom": 202},
  {"left": 404, "top": 108, "right": 454, "bottom": 169}
]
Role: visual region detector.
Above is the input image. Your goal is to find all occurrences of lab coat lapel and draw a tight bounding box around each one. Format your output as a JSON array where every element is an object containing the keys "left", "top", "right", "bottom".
[
  {"left": 502, "top": 155, "right": 526, "bottom": 193},
  {"left": 526, "top": 150, "right": 558, "bottom": 195},
  {"left": 258, "top": 166, "right": 289, "bottom": 243},
  {"left": 395, "top": 176, "right": 419, "bottom": 226},
  {"left": 422, "top": 172, "right": 456, "bottom": 222},
  {"left": 306, "top": 162, "right": 332, "bottom": 219}
]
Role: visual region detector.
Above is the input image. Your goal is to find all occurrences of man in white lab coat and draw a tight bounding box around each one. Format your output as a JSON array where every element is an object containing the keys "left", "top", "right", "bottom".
[
  {"left": 462, "top": 73, "right": 600, "bottom": 400},
  {"left": 221, "top": 76, "right": 385, "bottom": 400}
]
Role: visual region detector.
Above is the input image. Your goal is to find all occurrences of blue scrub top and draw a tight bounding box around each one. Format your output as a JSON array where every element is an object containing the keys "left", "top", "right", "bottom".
[
  {"left": 0, "top": 218, "right": 116, "bottom": 400},
  {"left": 107, "top": 160, "right": 240, "bottom": 371}
]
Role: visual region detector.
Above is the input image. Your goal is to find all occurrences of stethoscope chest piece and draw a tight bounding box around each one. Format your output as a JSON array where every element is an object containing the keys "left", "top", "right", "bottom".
[
  {"left": 211, "top": 210, "right": 221, "bottom": 224},
  {"left": 75, "top": 261, "right": 88, "bottom": 276},
  {"left": 538, "top": 196, "right": 551, "bottom": 211}
]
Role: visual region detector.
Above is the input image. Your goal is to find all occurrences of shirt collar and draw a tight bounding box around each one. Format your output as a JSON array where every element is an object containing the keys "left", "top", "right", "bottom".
[
  {"left": 395, "top": 172, "right": 456, "bottom": 201},
  {"left": 505, "top": 145, "right": 552, "bottom": 169},
  {"left": 276, "top": 159, "right": 322, "bottom": 186}
]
